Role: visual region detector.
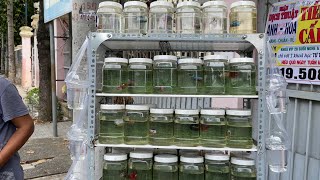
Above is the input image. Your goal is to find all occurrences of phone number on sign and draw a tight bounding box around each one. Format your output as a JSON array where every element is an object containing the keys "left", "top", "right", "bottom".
[{"left": 279, "top": 67, "right": 320, "bottom": 82}]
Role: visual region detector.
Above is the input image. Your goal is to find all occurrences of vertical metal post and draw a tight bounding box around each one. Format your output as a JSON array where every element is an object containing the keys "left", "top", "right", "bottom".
[
  {"left": 49, "top": 22, "right": 58, "bottom": 137},
  {"left": 25, "top": 1, "right": 28, "bottom": 25}
]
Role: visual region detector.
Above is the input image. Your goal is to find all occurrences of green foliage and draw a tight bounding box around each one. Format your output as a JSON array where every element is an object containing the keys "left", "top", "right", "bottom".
[{"left": 26, "top": 88, "right": 39, "bottom": 106}]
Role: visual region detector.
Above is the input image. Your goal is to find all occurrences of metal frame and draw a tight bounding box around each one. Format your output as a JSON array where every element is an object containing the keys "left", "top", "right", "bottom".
[{"left": 86, "top": 32, "right": 267, "bottom": 180}]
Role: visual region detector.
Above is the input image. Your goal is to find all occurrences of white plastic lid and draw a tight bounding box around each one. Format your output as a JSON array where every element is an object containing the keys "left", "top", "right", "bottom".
[
  {"left": 229, "top": 58, "right": 254, "bottom": 64},
  {"left": 99, "top": 1, "right": 123, "bottom": 9},
  {"left": 230, "top": 1, "right": 256, "bottom": 9},
  {"left": 205, "top": 154, "right": 229, "bottom": 161},
  {"left": 231, "top": 157, "right": 255, "bottom": 166},
  {"left": 150, "top": 108, "right": 174, "bottom": 114},
  {"left": 203, "top": 55, "right": 228, "bottom": 61},
  {"left": 104, "top": 57, "right": 128, "bottom": 64},
  {"left": 129, "top": 58, "right": 153, "bottom": 64},
  {"left": 154, "top": 55, "right": 177, "bottom": 61},
  {"left": 100, "top": 104, "right": 125, "bottom": 110},
  {"left": 175, "top": 109, "right": 199, "bottom": 115},
  {"left": 126, "top": 105, "right": 150, "bottom": 111},
  {"left": 178, "top": 58, "right": 203, "bottom": 65},
  {"left": 154, "top": 154, "right": 178, "bottom": 163},
  {"left": 177, "top": 1, "right": 201, "bottom": 8},
  {"left": 226, "top": 109, "right": 251, "bottom": 116},
  {"left": 180, "top": 155, "right": 204, "bottom": 163},
  {"left": 130, "top": 151, "right": 153, "bottom": 159},
  {"left": 150, "top": 1, "right": 174, "bottom": 8},
  {"left": 202, "top": 1, "right": 227, "bottom": 8},
  {"left": 201, "top": 109, "right": 225, "bottom": 115},
  {"left": 104, "top": 153, "right": 127, "bottom": 161},
  {"left": 124, "top": 1, "right": 148, "bottom": 8}
]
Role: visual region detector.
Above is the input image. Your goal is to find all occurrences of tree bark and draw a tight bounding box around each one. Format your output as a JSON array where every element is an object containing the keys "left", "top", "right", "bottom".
[
  {"left": 7, "top": 0, "right": 15, "bottom": 81},
  {"left": 37, "top": 0, "right": 52, "bottom": 122}
]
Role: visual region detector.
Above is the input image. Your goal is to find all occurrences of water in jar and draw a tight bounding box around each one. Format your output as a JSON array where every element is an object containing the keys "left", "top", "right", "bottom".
[
  {"left": 102, "top": 58, "right": 128, "bottom": 93},
  {"left": 103, "top": 154, "right": 127, "bottom": 180},
  {"left": 149, "top": 1, "right": 174, "bottom": 33},
  {"left": 128, "top": 152, "right": 153, "bottom": 180},
  {"left": 174, "top": 110, "right": 200, "bottom": 146},
  {"left": 202, "top": 1, "right": 228, "bottom": 34},
  {"left": 153, "top": 55, "right": 177, "bottom": 94},
  {"left": 149, "top": 109, "right": 174, "bottom": 146},
  {"left": 177, "top": 59, "right": 203, "bottom": 94},
  {"left": 206, "top": 164, "right": 230, "bottom": 180},
  {"left": 97, "top": 2, "right": 123, "bottom": 33},
  {"left": 179, "top": 156, "right": 204, "bottom": 180},
  {"left": 230, "top": 1, "right": 257, "bottom": 34},
  {"left": 153, "top": 155, "right": 178, "bottom": 180},
  {"left": 176, "top": 1, "right": 202, "bottom": 34},
  {"left": 231, "top": 158, "right": 256, "bottom": 180},
  {"left": 128, "top": 58, "right": 153, "bottom": 94},
  {"left": 124, "top": 1, "right": 148, "bottom": 34}
]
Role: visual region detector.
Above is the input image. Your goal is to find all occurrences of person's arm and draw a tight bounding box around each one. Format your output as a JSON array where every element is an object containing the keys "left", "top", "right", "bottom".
[{"left": 0, "top": 114, "right": 34, "bottom": 167}]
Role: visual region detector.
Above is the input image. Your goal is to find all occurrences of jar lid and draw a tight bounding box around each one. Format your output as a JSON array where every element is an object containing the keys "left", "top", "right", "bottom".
[
  {"left": 202, "top": 1, "right": 227, "bottom": 8},
  {"left": 201, "top": 109, "right": 225, "bottom": 115},
  {"left": 154, "top": 154, "right": 178, "bottom": 163},
  {"left": 124, "top": 1, "right": 148, "bottom": 8},
  {"left": 150, "top": 108, "right": 174, "bottom": 114},
  {"left": 229, "top": 58, "right": 254, "bottom": 64},
  {"left": 205, "top": 153, "right": 229, "bottom": 161},
  {"left": 130, "top": 151, "right": 153, "bottom": 159},
  {"left": 178, "top": 58, "right": 203, "bottom": 65},
  {"left": 177, "top": 1, "right": 201, "bottom": 8},
  {"left": 150, "top": 1, "right": 174, "bottom": 8},
  {"left": 203, "top": 55, "right": 228, "bottom": 61},
  {"left": 101, "top": 104, "right": 125, "bottom": 110},
  {"left": 175, "top": 109, "right": 199, "bottom": 115},
  {"left": 226, "top": 109, "right": 251, "bottom": 116},
  {"left": 99, "top": 1, "right": 123, "bottom": 9},
  {"left": 231, "top": 157, "right": 255, "bottom": 166},
  {"left": 126, "top": 105, "right": 150, "bottom": 111},
  {"left": 104, "top": 153, "right": 127, "bottom": 161},
  {"left": 180, "top": 155, "right": 204, "bottom": 163},
  {"left": 104, "top": 57, "right": 128, "bottom": 64},
  {"left": 231, "top": 1, "right": 256, "bottom": 9},
  {"left": 154, "top": 55, "right": 177, "bottom": 61},
  {"left": 129, "top": 58, "right": 153, "bottom": 64}
]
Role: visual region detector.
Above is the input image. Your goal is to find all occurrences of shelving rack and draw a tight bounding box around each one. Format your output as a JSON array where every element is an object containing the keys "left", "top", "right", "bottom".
[{"left": 86, "top": 32, "right": 267, "bottom": 180}]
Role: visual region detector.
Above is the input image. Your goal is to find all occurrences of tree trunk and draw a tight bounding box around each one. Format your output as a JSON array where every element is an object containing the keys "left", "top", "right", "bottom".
[
  {"left": 0, "top": 33, "right": 4, "bottom": 74},
  {"left": 37, "top": 0, "right": 52, "bottom": 122},
  {"left": 7, "top": 0, "right": 15, "bottom": 81}
]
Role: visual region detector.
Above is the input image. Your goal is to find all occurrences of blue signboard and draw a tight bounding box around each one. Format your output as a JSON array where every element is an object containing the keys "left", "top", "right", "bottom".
[{"left": 44, "top": 0, "right": 72, "bottom": 23}]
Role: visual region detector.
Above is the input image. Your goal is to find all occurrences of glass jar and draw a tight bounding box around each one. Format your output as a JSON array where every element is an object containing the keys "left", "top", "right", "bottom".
[
  {"left": 231, "top": 157, "right": 256, "bottom": 179},
  {"left": 153, "top": 154, "right": 178, "bottom": 180},
  {"left": 202, "top": 1, "right": 228, "bottom": 34},
  {"left": 202, "top": 55, "right": 228, "bottom": 94},
  {"left": 230, "top": 1, "right": 257, "bottom": 34},
  {"left": 174, "top": 109, "right": 200, "bottom": 146},
  {"left": 128, "top": 151, "right": 153, "bottom": 180},
  {"left": 102, "top": 57, "right": 128, "bottom": 93},
  {"left": 176, "top": 1, "right": 202, "bottom": 34},
  {"left": 128, "top": 58, "right": 153, "bottom": 94},
  {"left": 228, "top": 58, "right": 256, "bottom": 95},
  {"left": 97, "top": 2, "right": 123, "bottom": 33},
  {"left": 149, "top": 108, "right": 174, "bottom": 146},
  {"left": 103, "top": 153, "right": 128, "bottom": 180},
  {"left": 124, "top": 105, "right": 150, "bottom": 145},
  {"left": 153, "top": 55, "right": 177, "bottom": 94},
  {"left": 226, "top": 110, "right": 253, "bottom": 148},
  {"left": 179, "top": 155, "right": 204, "bottom": 180},
  {"left": 200, "top": 109, "right": 226, "bottom": 147},
  {"left": 205, "top": 154, "right": 230, "bottom": 180},
  {"left": 149, "top": 1, "right": 174, "bottom": 33},
  {"left": 177, "top": 58, "right": 203, "bottom": 94},
  {"left": 123, "top": 1, "right": 148, "bottom": 34},
  {"left": 99, "top": 104, "right": 125, "bottom": 144}
]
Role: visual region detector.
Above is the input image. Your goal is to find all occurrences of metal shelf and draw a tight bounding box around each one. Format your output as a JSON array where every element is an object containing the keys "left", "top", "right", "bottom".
[{"left": 96, "top": 93, "right": 259, "bottom": 98}]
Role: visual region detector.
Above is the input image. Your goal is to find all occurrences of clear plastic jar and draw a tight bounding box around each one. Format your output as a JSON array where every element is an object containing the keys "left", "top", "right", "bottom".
[
  {"left": 149, "top": 1, "right": 174, "bottom": 33},
  {"left": 177, "top": 58, "right": 203, "bottom": 94},
  {"left": 174, "top": 109, "right": 200, "bottom": 146},
  {"left": 200, "top": 109, "right": 226, "bottom": 147},
  {"left": 103, "top": 153, "right": 128, "bottom": 180},
  {"left": 153, "top": 154, "right": 178, "bottom": 180},
  {"left": 228, "top": 58, "right": 256, "bottom": 95},
  {"left": 230, "top": 1, "right": 257, "bottom": 34},
  {"left": 203, "top": 55, "right": 228, "bottom": 94},
  {"left": 231, "top": 157, "right": 256, "bottom": 179},
  {"left": 153, "top": 55, "right": 177, "bottom": 94},
  {"left": 128, "top": 151, "right": 153, "bottom": 180},
  {"left": 149, "top": 108, "right": 174, "bottom": 146},
  {"left": 176, "top": 1, "right": 202, "bottom": 34},
  {"left": 99, "top": 104, "right": 125, "bottom": 144},
  {"left": 205, "top": 154, "right": 230, "bottom": 180},
  {"left": 124, "top": 105, "right": 150, "bottom": 145},
  {"left": 179, "top": 155, "right": 204, "bottom": 180},
  {"left": 97, "top": 2, "right": 123, "bottom": 33},
  {"left": 202, "top": 1, "right": 227, "bottom": 34},
  {"left": 128, "top": 58, "right": 153, "bottom": 94},
  {"left": 124, "top": 1, "right": 148, "bottom": 34},
  {"left": 226, "top": 110, "right": 253, "bottom": 148},
  {"left": 102, "top": 57, "right": 128, "bottom": 93}
]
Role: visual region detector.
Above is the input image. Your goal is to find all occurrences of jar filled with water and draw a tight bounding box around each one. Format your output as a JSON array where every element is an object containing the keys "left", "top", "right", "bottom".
[
  {"left": 176, "top": 1, "right": 202, "bottom": 34},
  {"left": 102, "top": 57, "right": 128, "bottom": 93},
  {"left": 153, "top": 154, "right": 178, "bottom": 180},
  {"left": 103, "top": 153, "right": 128, "bottom": 180},
  {"left": 230, "top": 158, "right": 256, "bottom": 180},
  {"left": 153, "top": 55, "right": 177, "bottom": 94},
  {"left": 149, "top": 1, "right": 174, "bottom": 33},
  {"left": 230, "top": 1, "right": 257, "bottom": 34},
  {"left": 179, "top": 155, "right": 204, "bottom": 180},
  {"left": 205, "top": 154, "right": 230, "bottom": 180},
  {"left": 177, "top": 58, "right": 203, "bottom": 94},
  {"left": 97, "top": 2, "right": 123, "bottom": 33},
  {"left": 202, "top": 1, "right": 228, "bottom": 34},
  {"left": 128, "top": 151, "right": 153, "bottom": 180},
  {"left": 124, "top": 1, "right": 148, "bottom": 34},
  {"left": 128, "top": 58, "right": 153, "bottom": 94}
]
